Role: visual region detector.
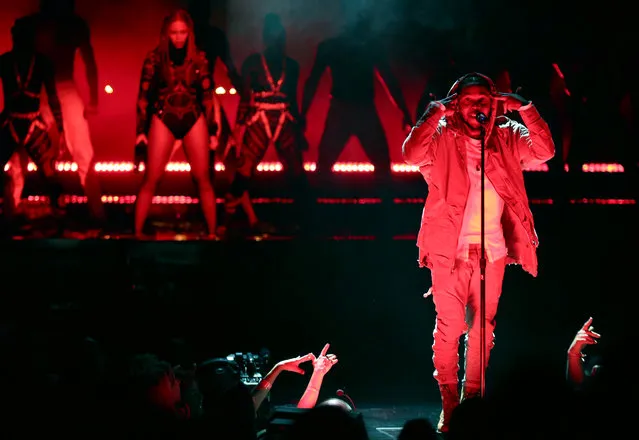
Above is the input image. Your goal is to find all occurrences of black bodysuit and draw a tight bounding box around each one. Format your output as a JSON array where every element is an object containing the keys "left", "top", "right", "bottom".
[
  {"left": 0, "top": 51, "right": 63, "bottom": 176},
  {"left": 136, "top": 45, "right": 218, "bottom": 140}
]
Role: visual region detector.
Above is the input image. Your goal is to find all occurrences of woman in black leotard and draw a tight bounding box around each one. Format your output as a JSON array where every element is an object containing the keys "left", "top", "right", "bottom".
[{"left": 134, "top": 8, "right": 221, "bottom": 238}]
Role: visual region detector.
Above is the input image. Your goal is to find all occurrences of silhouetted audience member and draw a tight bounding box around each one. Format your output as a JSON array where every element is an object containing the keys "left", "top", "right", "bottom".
[
  {"left": 490, "top": 357, "right": 585, "bottom": 439},
  {"left": 285, "top": 404, "right": 369, "bottom": 440},
  {"left": 194, "top": 357, "right": 258, "bottom": 440},
  {"left": 317, "top": 397, "right": 352, "bottom": 412},
  {"left": 122, "top": 353, "right": 189, "bottom": 439},
  {"left": 397, "top": 418, "right": 437, "bottom": 440},
  {"left": 447, "top": 396, "right": 496, "bottom": 440}
]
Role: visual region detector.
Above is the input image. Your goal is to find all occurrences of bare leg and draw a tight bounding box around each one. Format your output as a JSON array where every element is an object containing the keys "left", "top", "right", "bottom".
[
  {"left": 6, "top": 149, "right": 28, "bottom": 211},
  {"left": 182, "top": 115, "right": 217, "bottom": 236},
  {"left": 0, "top": 129, "right": 21, "bottom": 236},
  {"left": 225, "top": 121, "right": 268, "bottom": 231},
  {"left": 1, "top": 140, "right": 18, "bottom": 225},
  {"left": 134, "top": 116, "right": 175, "bottom": 236}
]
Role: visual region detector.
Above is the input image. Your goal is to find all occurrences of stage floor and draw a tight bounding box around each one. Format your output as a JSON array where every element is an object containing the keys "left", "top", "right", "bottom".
[
  {"left": 358, "top": 405, "right": 441, "bottom": 439},
  {"left": 265, "top": 403, "right": 442, "bottom": 439}
]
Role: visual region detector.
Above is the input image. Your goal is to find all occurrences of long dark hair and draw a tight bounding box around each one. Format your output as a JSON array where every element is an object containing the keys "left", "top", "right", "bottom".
[{"left": 158, "top": 9, "right": 197, "bottom": 84}]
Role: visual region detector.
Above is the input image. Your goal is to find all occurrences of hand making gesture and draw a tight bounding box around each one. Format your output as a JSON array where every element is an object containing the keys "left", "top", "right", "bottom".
[
  {"left": 493, "top": 91, "right": 531, "bottom": 113},
  {"left": 568, "top": 317, "right": 601, "bottom": 358},
  {"left": 275, "top": 353, "right": 316, "bottom": 374},
  {"left": 252, "top": 351, "right": 315, "bottom": 411},
  {"left": 312, "top": 343, "right": 338, "bottom": 375},
  {"left": 295, "top": 343, "right": 339, "bottom": 409},
  {"left": 437, "top": 93, "right": 458, "bottom": 118}
]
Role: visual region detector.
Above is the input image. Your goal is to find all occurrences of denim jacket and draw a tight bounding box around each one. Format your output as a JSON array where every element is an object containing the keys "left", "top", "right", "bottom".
[{"left": 402, "top": 102, "right": 555, "bottom": 276}]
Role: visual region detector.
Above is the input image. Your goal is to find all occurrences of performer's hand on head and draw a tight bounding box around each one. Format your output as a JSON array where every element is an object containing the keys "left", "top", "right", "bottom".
[
  {"left": 423, "top": 286, "right": 434, "bottom": 299},
  {"left": 438, "top": 93, "right": 458, "bottom": 118},
  {"left": 568, "top": 317, "right": 601, "bottom": 357},
  {"left": 312, "top": 343, "right": 338, "bottom": 376},
  {"left": 276, "top": 353, "right": 315, "bottom": 375},
  {"left": 494, "top": 91, "right": 531, "bottom": 112}
]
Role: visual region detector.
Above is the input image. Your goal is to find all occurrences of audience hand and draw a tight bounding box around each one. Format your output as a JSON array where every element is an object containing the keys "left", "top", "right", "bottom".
[
  {"left": 568, "top": 317, "right": 601, "bottom": 358},
  {"left": 312, "top": 343, "right": 338, "bottom": 375},
  {"left": 276, "top": 353, "right": 315, "bottom": 375}
]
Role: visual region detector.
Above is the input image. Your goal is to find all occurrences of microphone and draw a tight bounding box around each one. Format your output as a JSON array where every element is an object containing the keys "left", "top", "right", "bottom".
[
  {"left": 336, "top": 389, "right": 356, "bottom": 411},
  {"left": 475, "top": 112, "right": 488, "bottom": 124}
]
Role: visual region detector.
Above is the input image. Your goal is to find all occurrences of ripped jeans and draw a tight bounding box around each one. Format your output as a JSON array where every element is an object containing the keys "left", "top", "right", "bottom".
[{"left": 430, "top": 244, "right": 506, "bottom": 388}]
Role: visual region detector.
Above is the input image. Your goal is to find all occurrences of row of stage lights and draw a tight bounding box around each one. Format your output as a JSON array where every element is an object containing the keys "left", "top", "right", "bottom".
[
  {"left": 105, "top": 85, "right": 238, "bottom": 95},
  {"left": 22, "top": 195, "right": 636, "bottom": 206},
  {"left": 4, "top": 161, "right": 628, "bottom": 174},
  {"left": 100, "top": 82, "right": 627, "bottom": 175}
]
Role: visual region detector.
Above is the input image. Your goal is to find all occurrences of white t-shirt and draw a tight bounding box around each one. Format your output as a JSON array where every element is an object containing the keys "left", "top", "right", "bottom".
[{"left": 457, "top": 137, "right": 507, "bottom": 262}]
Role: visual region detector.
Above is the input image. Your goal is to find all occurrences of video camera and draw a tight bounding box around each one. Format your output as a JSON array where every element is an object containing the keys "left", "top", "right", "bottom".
[{"left": 226, "top": 349, "right": 270, "bottom": 386}]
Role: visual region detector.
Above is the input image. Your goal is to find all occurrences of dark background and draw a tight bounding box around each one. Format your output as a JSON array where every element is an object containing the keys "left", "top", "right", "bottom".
[{"left": 1, "top": 201, "right": 636, "bottom": 406}]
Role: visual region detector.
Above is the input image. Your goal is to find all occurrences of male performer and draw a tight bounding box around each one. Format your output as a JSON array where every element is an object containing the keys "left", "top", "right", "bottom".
[
  {"left": 0, "top": 21, "right": 65, "bottom": 233},
  {"left": 224, "top": 13, "right": 308, "bottom": 234},
  {"left": 12, "top": 0, "right": 105, "bottom": 227},
  {"left": 301, "top": 11, "right": 412, "bottom": 184},
  {"left": 402, "top": 73, "right": 554, "bottom": 433}
]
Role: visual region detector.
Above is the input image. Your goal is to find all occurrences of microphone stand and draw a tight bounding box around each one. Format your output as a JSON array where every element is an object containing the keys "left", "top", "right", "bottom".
[
  {"left": 337, "top": 389, "right": 357, "bottom": 411},
  {"left": 479, "top": 124, "right": 487, "bottom": 398}
]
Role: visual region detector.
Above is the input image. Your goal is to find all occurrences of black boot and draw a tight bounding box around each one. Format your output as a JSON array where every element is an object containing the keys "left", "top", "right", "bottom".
[{"left": 437, "top": 383, "right": 460, "bottom": 434}]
